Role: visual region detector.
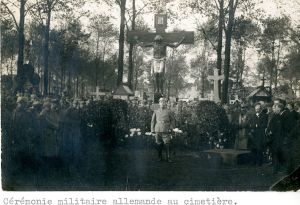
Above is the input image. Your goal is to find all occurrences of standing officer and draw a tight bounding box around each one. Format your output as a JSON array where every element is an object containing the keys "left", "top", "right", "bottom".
[{"left": 151, "top": 97, "right": 175, "bottom": 162}]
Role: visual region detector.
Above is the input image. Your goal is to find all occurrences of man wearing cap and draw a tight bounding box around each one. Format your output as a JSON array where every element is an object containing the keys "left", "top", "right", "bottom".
[
  {"left": 151, "top": 97, "right": 175, "bottom": 162},
  {"left": 136, "top": 35, "right": 185, "bottom": 94}
]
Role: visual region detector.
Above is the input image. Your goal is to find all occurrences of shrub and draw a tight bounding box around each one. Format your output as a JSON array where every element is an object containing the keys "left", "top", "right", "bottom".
[{"left": 189, "top": 101, "right": 231, "bottom": 150}]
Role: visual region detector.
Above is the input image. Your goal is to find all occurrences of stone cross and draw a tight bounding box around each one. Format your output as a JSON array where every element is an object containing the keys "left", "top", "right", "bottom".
[
  {"left": 261, "top": 75, "right": 266, "bottom": 87},
  {"left": 208, "top": 69, "right": 224, "bottom": 103},
  {"left": 91, "top": 86, "right": 105, "bottom": 100}
]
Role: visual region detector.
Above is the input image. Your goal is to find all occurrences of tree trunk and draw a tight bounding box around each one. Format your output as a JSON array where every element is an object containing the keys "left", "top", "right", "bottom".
[
  {"left": 236, "top": 40, "right": 243, "bottom": 84},
  {"left": 274, "top": 41, "right": 281, "bottom": 88},
  {"left": 76, "top": 75, "right": 79, "bottom": 97},
  {"left": 167, "top": 79, "right": 171, "bottom": 99},
  {"left": 222, "top": 0, "right": 236, "bottom": 104},
  {"left": 270, "top": 41, "right": 275, "bottom": 91},
  {"left": 68, "top": 71, "right": 71, "bottom": 96},
  {"left": 128, "top": 0, "right": 136, "bottom": 89},
  {"left": 43, "top": 5, "right": 52, "bottom": 96},
  {"left": 117, "top": 0, "right": 126, "bottom": 86},
  {"left": 61, "top": 66, "right": 64, "bottom": 94},
  {"left": 17, "top": 0, "right": 26, "bottom": 74},
  {"left": 134, "top": 64, "right": 138, "bottom": 90},
  {"left": 81, "top": 77, "right": 85, "bottom": 97},
  {"left": 201, "top": 39, "right": 208, "bottom": 98},
  {"left": 10, "top": 50, "right": 14, "bottom": 78},
  {"left": 95, "top": 58, "right": 99, "bottom": 87},
  {"left": 95, "top": 32, "right": 100, "bottom": 87},
  {"left": 217, "top": 0, "right": 224, "bottom": 100},
  {"left": 201, "top": 71, "right": 205, "bottom": 98},
  {"left": 48, "top": 71, "right": 51, "bottom": 94}
]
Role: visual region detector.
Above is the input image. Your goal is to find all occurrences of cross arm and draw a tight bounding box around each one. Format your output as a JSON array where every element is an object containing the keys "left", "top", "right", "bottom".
[
  {"left": 167, "top": 35, "right": 185, "bottom": 48},
  {"left": 127, "top": 31, "right": 194, "bottom": 44},
  {"left": 218, "top": 75, "right": 225, "bottom": 80},
  {"left": 207, "top": 75, "right": 224, "bottom": 81}
]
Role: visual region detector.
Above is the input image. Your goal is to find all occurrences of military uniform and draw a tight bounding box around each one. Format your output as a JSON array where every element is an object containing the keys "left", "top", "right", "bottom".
[
  {"left": 151, "top": 108, "right": 175, "bottom": 144},
  {"left": 151, "top": 106, "right": 175, "bottom": 162}
]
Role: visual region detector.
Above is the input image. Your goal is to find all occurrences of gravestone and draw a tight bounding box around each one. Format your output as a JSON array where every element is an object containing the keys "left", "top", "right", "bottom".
[
  {"left": 90, "top": 86, "right": 107, "bottom": 100},
  {"left": 207, "top": 69, "right": 224, "bottom": 103}
]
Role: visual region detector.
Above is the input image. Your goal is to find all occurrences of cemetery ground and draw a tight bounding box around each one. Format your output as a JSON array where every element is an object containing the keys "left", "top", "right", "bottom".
[{"left": 3, "top": 139, "right": 287, "bottom": 191}]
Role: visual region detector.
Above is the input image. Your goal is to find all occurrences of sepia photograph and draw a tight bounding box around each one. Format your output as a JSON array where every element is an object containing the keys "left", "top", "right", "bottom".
[{"left": 1, "top": 0, "right": 300, "bottom": 192}]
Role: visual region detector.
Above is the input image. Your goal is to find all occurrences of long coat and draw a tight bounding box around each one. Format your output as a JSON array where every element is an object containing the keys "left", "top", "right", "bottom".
[
  {"left": 248, "top": 111, "right": 268, "bottom": 149},
  {"left": 39, "top": 109, "right": 59, "bottom": 157},
  {"left": 11, "top": 107, "right": 33, "bottom": 155},
  {"left": 280, "top": 109, "right": 295, "bottom": 146},
  {"left": 267, "top": 113, "right": 283, "bottom": 150},
  {"left": 58, "top": 107, "right": 82, "bottom": 162},
  {"left": 151, "top": 108, "right": 175, "bottom": 133}
]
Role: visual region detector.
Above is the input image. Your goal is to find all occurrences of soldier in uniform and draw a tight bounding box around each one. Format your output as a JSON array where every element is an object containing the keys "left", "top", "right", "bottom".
[{"left": 151, "top": 97, "right": 175, "bottom": 162}]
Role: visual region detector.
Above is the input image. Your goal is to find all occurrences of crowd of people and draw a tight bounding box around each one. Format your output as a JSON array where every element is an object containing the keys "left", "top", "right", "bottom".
[
  {"left": 224, "top": 99, "right": 300, "bottom": 174},
  {"left": 2, "top": 91, "right": 300, "bottom": 186}
]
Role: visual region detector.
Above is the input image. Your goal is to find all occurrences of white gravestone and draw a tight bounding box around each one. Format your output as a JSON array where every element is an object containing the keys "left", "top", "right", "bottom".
[{"left": 207, "top": 69, "right": 224, "bottom": 103}]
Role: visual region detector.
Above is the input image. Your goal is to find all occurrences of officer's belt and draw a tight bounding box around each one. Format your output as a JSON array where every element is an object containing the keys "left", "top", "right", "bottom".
[{"left": 157, "top": 120, "right": 170, "bottom": 123}]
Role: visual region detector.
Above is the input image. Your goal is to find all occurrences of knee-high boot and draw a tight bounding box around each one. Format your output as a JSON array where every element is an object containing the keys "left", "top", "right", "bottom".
[
  {"left": 166, "top": 144, "right": 172, "bottom": 162},
  {"left": 156, "top": 144, "right": 163, "bottom": 161}
]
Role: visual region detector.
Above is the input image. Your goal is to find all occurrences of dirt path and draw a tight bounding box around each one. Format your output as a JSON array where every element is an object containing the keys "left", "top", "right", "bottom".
[{"left": 3, "top": 148, "right": 287, "bottom": 191}]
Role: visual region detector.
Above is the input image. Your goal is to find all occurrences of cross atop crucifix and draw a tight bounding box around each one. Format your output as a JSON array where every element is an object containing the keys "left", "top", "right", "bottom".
[
  {"left": 208, "top": 69, "right": 224, "bottom": 103},
  {"left": 127, "top": 0, "right": 194, "bottom": 102}
]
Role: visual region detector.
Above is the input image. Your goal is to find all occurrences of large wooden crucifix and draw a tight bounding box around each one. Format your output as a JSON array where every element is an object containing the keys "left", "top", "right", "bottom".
[
  {"left": 208, "top": 69, "right": 224, "bottom": 103},
  {"left": 127, "top": 1, "right": 194, "bottom": 102}
]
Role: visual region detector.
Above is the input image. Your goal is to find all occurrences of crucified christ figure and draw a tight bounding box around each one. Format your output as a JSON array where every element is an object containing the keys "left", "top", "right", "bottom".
[{"left": 135, "top": 35, "right": 185, "bottom": 94}]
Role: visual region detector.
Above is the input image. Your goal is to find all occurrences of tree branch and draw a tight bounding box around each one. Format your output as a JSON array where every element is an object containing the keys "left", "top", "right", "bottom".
[
  {"left": 233, "top": 0, "right": 239, "bottom": 12},
  {"left": 199, "top": 27, "right": 218, "bottom": 51},
  {"left": 213, "top": 0, "right": 220, "bottom": 10},
  {"left": 6, "top": 0, "right": 19, "bottom": 9},
  {"left": 1, "top": 2, "right": 19, "bottom": 31},
  {"left": 135, "top": 2, "right": 149, "bottom": 16},
  {"left": 124, "top": 15, "right": 130, "bottom": 31},
  {"left": 24, "top": 2, "right": 39, "bottom": 17}
]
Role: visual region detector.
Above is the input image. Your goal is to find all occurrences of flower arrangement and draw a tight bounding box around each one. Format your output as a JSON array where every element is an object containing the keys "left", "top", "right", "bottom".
[
  {"left": 208, "top": 132, "right": 227, "bottom": 149},
  {"left": 128, "top": 128, "right": 142, "bottom": 137},
  {"left": 173, "top": 128, "right": 183, "bottom": 134}
]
